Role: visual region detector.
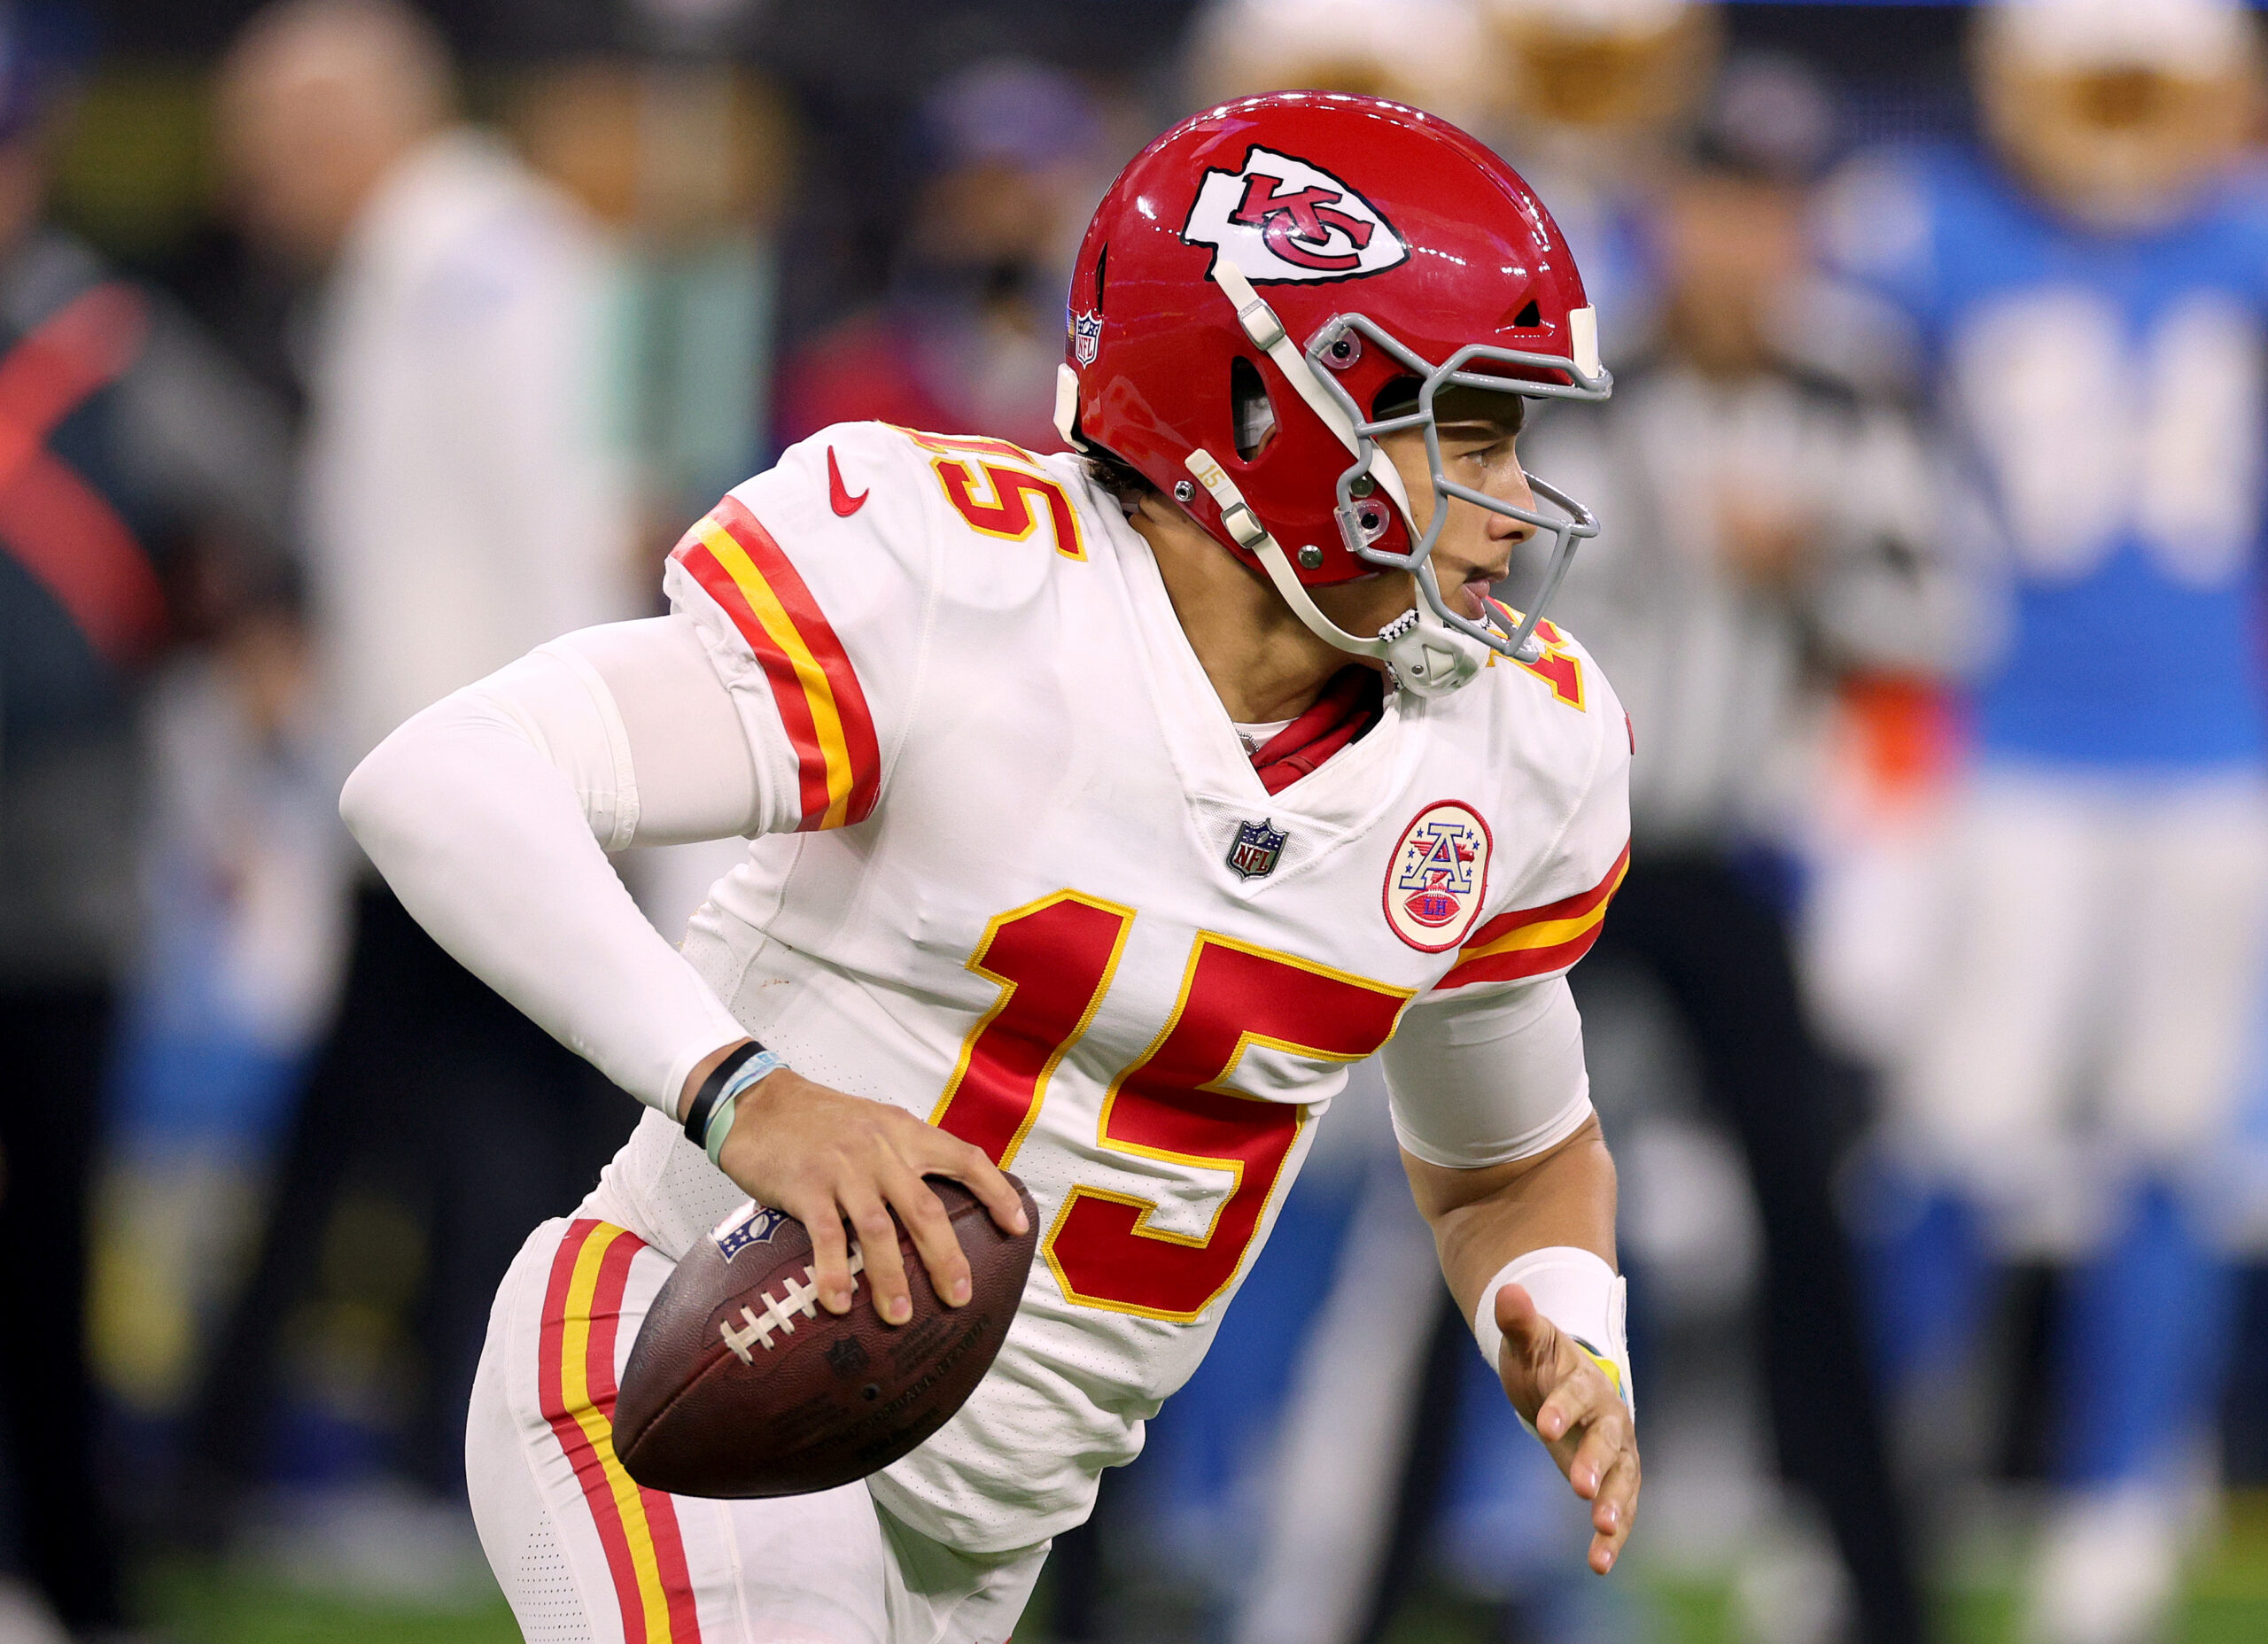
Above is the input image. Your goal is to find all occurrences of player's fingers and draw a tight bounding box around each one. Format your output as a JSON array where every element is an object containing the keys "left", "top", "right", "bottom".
[
  {"left": 1587, "top": 1450, "right": 1642, "bottom": 1574},
  {"left": 882, "top": 1161, "right": 972, "bottom": 1308},
  {"left": 842, "top": 1190, "right": 915, "bottom": 1326},
  {"left": 788, "top": 1192, "right": 857, "bottom": 1315},
  {"left": 907, "top": 1123, "right": 1029, "bottom": 1237},
  {"left": 1534, "top": 1354, "right": 1604, "bottom": 1446},
  {"left": 1565, "top": 1406, "right": 1626, "bottom": 1501},
  {"left": 1592, "top": 1444, "right": 1640, "bottom": 1539}
]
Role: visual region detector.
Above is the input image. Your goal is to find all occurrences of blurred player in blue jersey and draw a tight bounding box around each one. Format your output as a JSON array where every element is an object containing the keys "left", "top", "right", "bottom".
[{"left": 1821, "top": 3, "right": 2268, "bottom": 1639}]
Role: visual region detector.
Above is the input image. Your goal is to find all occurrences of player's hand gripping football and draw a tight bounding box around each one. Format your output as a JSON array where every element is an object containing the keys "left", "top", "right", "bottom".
[
  {"left": 1494, "top": 1282, "right": 1640, "bottom": 1575},
  {"left": 687, "top": 1051, "right": 1029, "bottom": 1327}
]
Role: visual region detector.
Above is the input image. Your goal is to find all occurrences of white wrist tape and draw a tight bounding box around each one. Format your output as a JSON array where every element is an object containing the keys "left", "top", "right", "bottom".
[{"left": 1473, "top": 1245, "right": 1633, "bottom": 1417}]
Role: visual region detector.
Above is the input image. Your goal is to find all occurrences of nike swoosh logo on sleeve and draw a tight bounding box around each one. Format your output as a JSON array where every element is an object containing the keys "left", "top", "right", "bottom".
[{"left": 827, "top": 446, "right": 869, "bottom": 516}]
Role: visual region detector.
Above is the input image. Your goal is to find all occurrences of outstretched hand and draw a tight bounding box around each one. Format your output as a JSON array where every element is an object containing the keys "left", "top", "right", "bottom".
[
  {"left": 709, "top": 1065, "right": 1029, "bottom": 1328},
  {"left": 1494, "top": 1281, "right": 1640, "bottom": 1575}
]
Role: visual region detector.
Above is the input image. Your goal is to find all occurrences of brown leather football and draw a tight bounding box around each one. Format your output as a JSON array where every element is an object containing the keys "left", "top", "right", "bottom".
[{"left": 612, "top": 1175, "right": 1038, "bottom": 1498}]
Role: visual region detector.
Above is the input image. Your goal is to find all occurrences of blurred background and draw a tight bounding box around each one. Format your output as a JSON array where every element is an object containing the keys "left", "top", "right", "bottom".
[{"left": 7, "top": 0, "right": 2268, "bottom": 1640}]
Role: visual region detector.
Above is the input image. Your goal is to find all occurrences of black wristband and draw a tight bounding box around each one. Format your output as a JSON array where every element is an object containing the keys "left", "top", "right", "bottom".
[{"left": 682, "top": 1042, "right": 765, "bottom": 1149}]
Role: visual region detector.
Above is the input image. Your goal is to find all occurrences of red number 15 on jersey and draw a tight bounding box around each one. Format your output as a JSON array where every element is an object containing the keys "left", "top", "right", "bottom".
[{"left": 928, "top": 892, "right": 1411, "bottom": 1322}]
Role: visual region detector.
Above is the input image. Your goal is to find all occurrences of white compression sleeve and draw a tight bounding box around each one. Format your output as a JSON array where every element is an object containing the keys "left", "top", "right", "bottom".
[
  {"left": 341, "top": 618, "right": 757, "bottom": 1114},
  {"left": 553, "top": 616, "right": 763, "bottom": 842},
  {"left": 1381, "top": 977, "right": 1594, "bottom": 1169}
]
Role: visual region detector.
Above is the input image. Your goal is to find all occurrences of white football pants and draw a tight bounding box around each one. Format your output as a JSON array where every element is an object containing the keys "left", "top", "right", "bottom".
[
  {"left": 1892, "top": 766, "right": 2268, "bottom": 1251},
  {"left": 466, "top": 1214, "right": 1049, "bottom": 1644}
]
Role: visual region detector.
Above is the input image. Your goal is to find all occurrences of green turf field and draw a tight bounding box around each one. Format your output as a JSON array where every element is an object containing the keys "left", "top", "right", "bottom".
[{"left": 141, "top": 1493, "right": 2268, "bottom": 1644}]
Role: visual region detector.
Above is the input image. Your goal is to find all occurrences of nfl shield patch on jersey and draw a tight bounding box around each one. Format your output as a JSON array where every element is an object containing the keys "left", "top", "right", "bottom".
[{"left": 1226, "top": 818, "right": 1287, "bottom": 880}]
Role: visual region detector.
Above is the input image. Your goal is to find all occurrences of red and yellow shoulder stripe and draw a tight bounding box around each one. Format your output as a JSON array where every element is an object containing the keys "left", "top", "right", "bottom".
[
  {"left": 1437, "top": 841, "right": 1630, "bottom": 990},
  {"left": 1482, "top": 599, "right": 1586, "bottom": 711},
  {"left": 538, "top": 1219, "right": 702, "bottom": 1644},
  {"left": 672, "top": 495, "right": 882, "bottom": 830}
]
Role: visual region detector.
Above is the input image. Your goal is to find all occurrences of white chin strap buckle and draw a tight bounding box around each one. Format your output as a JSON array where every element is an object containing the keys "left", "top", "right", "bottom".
[{"left": 1378, "top": 609, "right": 1486, "bottom": 698}]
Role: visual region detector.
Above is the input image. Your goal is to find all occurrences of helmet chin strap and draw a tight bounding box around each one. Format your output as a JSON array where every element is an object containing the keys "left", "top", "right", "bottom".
[
  {"left": 1201, "top": 263, "right": 1491, "bottom": 696},
  {"left": 1209, "top": 261, "right": 1419, "bottom": 525},
  {"left": 1184, "top": 449, "right": 1488, "bottom": 697}
]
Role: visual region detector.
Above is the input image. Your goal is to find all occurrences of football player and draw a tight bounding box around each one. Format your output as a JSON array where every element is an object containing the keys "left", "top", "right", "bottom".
[
  {"left": 1481, "top": 0, "right": 1725, "bottom": 355},
  {"left": 344, "top": 94, "right": 1638, "bottom": 1642},
  {"left": 1821, "top": 2, "right": 2268, "bottom": 1640}
]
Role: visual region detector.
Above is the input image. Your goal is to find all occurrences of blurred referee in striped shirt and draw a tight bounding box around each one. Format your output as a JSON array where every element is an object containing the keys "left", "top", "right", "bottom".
[{"left": 1513, "top": 58, "right": 1968, "bottom": 1644}]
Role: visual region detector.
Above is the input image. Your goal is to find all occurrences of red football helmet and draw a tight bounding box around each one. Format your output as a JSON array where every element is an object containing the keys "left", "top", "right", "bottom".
[{"left": 1055, "top": 91, "right": 1611, "bottom": 694}]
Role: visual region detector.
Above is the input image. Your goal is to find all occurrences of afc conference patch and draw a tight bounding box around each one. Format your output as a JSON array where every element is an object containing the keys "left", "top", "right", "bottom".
[
  {"left": 1384, "top": 801, "right": 1492, "bottom": 951},
  {"left": 1226, "top": 817, "right": 1287, "bottom": 880},
  {"left": 713, "top": 1201, "right": 794, "bottom": 1261}
]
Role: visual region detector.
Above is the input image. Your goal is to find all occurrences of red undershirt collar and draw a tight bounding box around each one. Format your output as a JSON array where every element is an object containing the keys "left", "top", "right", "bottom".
[{"left": 1248, "top": 666, "right": 1386, "bottom": 795}]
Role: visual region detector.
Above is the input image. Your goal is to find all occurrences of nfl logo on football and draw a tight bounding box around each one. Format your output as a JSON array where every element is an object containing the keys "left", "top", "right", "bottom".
[
  {"left": 1226, "top": 818, "right": 1287, "bottom": 880},
  {"left": 713, "top": 1202, "right": 793, "bottom": 1261}
]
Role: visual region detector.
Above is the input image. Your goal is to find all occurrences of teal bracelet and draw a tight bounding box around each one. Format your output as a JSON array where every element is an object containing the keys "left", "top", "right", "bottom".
[{"left": 702, "top": 1049, "right": 789, "bottom": 1168}]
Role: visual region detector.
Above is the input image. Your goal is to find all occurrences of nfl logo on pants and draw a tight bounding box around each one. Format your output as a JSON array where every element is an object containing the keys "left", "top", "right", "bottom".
[{"left": 1227, "top": 818, "right": 1286, "bottom": 880}]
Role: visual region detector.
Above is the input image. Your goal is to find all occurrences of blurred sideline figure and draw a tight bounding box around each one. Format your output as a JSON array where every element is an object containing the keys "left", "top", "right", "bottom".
[
  {"left": 183, "top": 0, "right": 638, "bottom": 1550},
  {"left": 1481, "top": 0, "right": 1723, "bottom": 361},
  {"left": 89, "top": 599, "right": 344, "bottom": 1470},
  {"left": 509, "top": 52, "right": 799, "bottom": 942},
  {"left": 773, "top": 58, "right": 1109, "bottom": 454},
  {"left": 0, "top": 4, "right": 293, "bottom": 1634},
  {"left": 1821, "top": 3, "right": 2268, "bottom": 1640},
  {"left": 1519, "top": 61, "right": 1964, "bottom": 1644},
  {"left": 509, "top": 50, "right": 793, "bottom": 557},
  {"left": 1184, "top": 0, "right": 1501, "bottom": 131}
]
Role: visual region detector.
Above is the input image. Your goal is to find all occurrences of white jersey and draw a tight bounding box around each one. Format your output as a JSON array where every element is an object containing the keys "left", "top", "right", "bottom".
[{"left": 579, "top": 421, "right": 1631, "bottom": 1552}]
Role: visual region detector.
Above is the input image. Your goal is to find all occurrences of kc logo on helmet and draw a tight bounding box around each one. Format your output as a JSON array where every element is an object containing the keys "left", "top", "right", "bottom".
[{"left": 1183, "top": 146, "right": 1409, "bottom": 284}]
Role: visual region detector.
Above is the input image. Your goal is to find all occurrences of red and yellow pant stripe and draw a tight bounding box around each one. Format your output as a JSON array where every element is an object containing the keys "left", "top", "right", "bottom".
[
  {"left": 672, "top": 494, "right": 882, "bottom": 830},
  {"left": 1439, "top": 840, "right": 1631, "bottom": 989},
  {"left": 537, "top": 1219, "right": 702, "bottom": 1644}
]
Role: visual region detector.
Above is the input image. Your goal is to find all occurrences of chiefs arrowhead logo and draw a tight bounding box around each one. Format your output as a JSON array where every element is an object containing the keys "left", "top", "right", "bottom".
[{"left": 1183, "top": 145, "right": 1409, "bottom": 284}]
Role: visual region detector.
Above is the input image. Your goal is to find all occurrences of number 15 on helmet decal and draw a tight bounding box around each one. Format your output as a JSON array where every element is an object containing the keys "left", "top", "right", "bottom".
[{"left": 1053, "top": 91, "right": 1611, "bottom": 697}]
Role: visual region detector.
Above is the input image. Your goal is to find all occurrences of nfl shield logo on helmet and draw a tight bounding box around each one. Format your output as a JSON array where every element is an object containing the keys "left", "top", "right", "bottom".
[
  {"left": 1385, "top": 802, "right": 1492, "bottom": 950},
  {"left": 713, "top": 1201, "right": 793, "bottom": 1261},
  {"left": 1072, "top": 309, "right": 1102, "bottom": 366},
  {"left": 1226, "top": 818, "right": 1287, "bottom": 880},
  {"left": 1182, "top": 145, "right": 1409, "bottom": 284}
]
